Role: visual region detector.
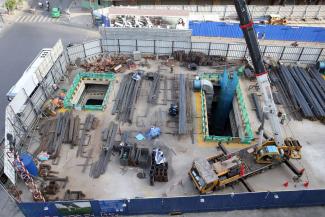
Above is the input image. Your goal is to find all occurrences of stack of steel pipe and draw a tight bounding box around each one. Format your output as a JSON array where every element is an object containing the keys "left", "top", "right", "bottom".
[
  {"left": 112, "top": 72, "right": 142, "bottom": 123},
  {"left": 270, "top": 65, "right": 325, "bottom": 121},
  {"left": 147, "top": 72, "right": 161, "bottom": 104},
  {"left": 173, "top": 51, "right": 226, "bottom": 66},
  {"left": 76, "top": 114, "right": 98, "bottom": 157},
  {"left": 178, "top": 74, "right": 188, "bottom": 134},
  {"left": 90, "top": 122, "right": 118, "bottom": 178},
  {"left": 292, "top": 66, "right": 325, "bottom": 118},
  {"left": 45, "top": 112, "right": 71, "bottom": 158},
  {"left": 269, "top": 67, "right": 302, "bottom": 120}
]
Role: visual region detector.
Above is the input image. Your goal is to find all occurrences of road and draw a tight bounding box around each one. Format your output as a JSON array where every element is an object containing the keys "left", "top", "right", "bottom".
[
  {"left": 0, "top": 185, "right": 24, "bottom": 217},
  {"left": 0, "top": 23, "right": 99, "bottom": 134},
  {"left": 29, "top": 0, "right": 73, "bottom": 11}
]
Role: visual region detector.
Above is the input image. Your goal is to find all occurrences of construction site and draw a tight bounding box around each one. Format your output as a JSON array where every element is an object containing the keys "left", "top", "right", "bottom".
[{"left": 1, "top": 1, "right": 325, "bottom": 217}]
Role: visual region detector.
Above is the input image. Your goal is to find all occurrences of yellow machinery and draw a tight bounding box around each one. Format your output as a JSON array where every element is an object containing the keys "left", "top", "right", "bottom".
[
  {"left": 189, "top": 139, "right": 302, "bottom": 194},
  {"left": 189, "top": 0, "right": 303, "bottom": 195},
  {"left": 255, "top": 139, "right": 301, "bottom": 164},
  {"left": 189, "top": 152, "right": 243, "bottom": 194},
  {"left": 261, "top": 14, "right": 287, "bottom": 25}
]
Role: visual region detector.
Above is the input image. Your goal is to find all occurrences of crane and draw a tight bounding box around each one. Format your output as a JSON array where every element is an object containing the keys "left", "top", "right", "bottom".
[
  {"left": 233, "top": 0, "right": 284, "bottom": 148},
  {"left": 188, "top": 0, "right": 303, "bottom": 194}
]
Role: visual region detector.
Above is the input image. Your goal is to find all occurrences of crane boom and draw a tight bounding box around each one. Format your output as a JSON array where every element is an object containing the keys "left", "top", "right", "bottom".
[{"left": 233, "top": 0, "right": 284, "bottom": 147}]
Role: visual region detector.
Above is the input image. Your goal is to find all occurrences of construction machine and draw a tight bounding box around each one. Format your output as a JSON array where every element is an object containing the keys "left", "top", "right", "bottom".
[
  {"left": 189, "top": 0, "right": 303, "bottom": 194},
  {"left": 261, "top": 14, "right": 287, "bottom": 25},
  {"left": 233, "top": 0, "right": 301, "bottom": 160},
  {"left": 189, "top": 139, "right": 302, "bottom": 194}
]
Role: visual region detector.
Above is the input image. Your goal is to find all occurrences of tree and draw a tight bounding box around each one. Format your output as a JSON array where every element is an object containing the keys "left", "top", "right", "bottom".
[
  {"left": 16, "top": 0, "right": 24, "bottom": 9},
  {"left": 17, "top": 0, "right": 24, "bottom": 5},
  {"left": 5, "top": 0, "right": 16, "bottom": 13}
]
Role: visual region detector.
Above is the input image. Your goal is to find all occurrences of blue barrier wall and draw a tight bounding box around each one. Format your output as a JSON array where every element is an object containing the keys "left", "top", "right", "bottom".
[
  {"left": 189, "top": 21, "right": 325, "bottom": 43},
  {"left": 18, "top": 189, "right": 325, "bottom": 217}
]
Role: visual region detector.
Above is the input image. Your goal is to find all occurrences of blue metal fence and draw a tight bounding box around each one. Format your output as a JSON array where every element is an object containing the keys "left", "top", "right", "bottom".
[
  {"left": 189, "top": 21, "right": 325, "bottom": 43},
  {"left": 18, "top": 189, "right": 325, "bottom": 217}
]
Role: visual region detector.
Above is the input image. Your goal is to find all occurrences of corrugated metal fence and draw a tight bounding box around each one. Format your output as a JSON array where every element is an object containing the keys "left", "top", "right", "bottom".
[
  {"left": 190, "top": 21, "right": 325, "bottom": 43},
  {"left": 18, "top": 189, "right": 325, "bottom": 217},
  {"left": 67, "top": 38, "right": 325, "bottom": 64},
  {"left": 4, "top": 40, "right": 68, "bottom": 184}
]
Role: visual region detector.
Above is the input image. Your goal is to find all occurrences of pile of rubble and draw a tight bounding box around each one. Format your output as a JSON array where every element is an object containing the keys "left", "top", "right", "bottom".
[
  {"left": 173, "top": 51, "right": 226, "bottom": 66},
  {"left": 80, "top": 54, "right": 135, "bottom": 73}
]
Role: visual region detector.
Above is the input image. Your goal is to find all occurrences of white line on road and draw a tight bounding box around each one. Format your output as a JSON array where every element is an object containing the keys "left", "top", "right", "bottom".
[
  {"left": 29, "top": 15, "right": 38, "bottom": 22},
  {"left": 36, "top": 16, "right": 44, "bottom": 22},
  {"left": 15, "top": 16, "right": 21, "bottom": 22},
  {"left": 20, "top": 16, "right": 29, "bottom": 22}
]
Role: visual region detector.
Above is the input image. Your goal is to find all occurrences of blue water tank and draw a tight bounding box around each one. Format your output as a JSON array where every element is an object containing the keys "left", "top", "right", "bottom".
[
  {"left": 193, "top": 79, "right": 201, "bottom": 91},
  {"left": 316, "top": 61, "right": 325, "bottom": 70},
  {"left": 20, "top": 153, "right": 38, "bottom": 177}
]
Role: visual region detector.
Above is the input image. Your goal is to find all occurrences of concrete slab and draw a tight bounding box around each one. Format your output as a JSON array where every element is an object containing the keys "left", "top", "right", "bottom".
[{"left": 18, "top": 57, "right": 325, "bottom": 202}]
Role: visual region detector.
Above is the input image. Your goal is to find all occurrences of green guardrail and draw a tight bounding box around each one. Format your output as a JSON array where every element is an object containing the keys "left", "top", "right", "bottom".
[
  {"left": 64, "top": 72, "right": 116, "bottom": 111},
  {"left": 236, "top": 84, "right": 254, "bottom": 144},
  {"left": 200, "top": 73, "right": 254, "bottom": 144}
]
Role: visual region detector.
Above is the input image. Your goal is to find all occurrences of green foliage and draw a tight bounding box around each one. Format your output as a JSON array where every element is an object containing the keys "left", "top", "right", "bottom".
[
  {"left": 17, "top": 0, "right": 24, "bottom": 5},
  {"left": 5, "top": 0, "right": 16, "bottom": 11}
]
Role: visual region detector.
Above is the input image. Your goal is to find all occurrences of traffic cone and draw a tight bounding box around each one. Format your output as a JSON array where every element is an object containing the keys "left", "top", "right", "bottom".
[
  {"left": 303, "top": 181, "right": 309, "bottom": 188},
  {"left": 283, "top": 181, "right": 289, "bottom": 187}
]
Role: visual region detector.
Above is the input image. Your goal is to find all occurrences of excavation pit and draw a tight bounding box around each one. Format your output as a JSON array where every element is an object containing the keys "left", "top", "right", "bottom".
[
  {"left": 200, "top": 73, "right": 254, "bottom": 144},
  {"left": 64, "top": 72, "right": 115, "bottom": 111}
]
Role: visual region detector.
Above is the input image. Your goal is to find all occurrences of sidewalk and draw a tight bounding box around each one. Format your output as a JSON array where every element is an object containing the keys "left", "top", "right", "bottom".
[
  {"left": 60, "top": 9, "right": 94, "bottom": 29},
  {"left": 0, "top": 2, "right": 30, "bottom": 25},
  {"left": 1, "top": 0, "right": 95, "bottom": 30},
  {"left": 59, "top": 0, "right": 95, "bottom": 29}
]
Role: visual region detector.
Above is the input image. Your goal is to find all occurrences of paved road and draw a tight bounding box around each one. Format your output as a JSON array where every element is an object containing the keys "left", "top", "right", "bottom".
[
  {"left": 15, "top": 14, "right": 62, "bottom": 23},
  {"left": 0, "top": 185, "right": 24, "bottom": 217},
  {"left": 0, "top": 23, "right": 99, "bottom": 134},
  {"left": 29, "top": 0, "right": 73, "bottom": 11}
]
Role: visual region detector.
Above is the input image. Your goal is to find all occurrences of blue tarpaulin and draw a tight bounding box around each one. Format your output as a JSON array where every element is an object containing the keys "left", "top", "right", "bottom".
[{"left": 189, "top": 21, "right": 325, "bottom": 43}]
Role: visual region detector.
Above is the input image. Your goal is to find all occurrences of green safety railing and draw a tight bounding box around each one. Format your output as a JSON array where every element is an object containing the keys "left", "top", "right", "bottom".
[
  {"left": 200, "top": 73, "right": 254, "bottom": 144},
  {"left": 200, "top": 73, "right": 220, "bottom": 81},
  {"left": 236, "top": 84, "right": 254, "bottom": 144},
  {"left": 64, "top": 72, "right": 116, "bottom": 111}
]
